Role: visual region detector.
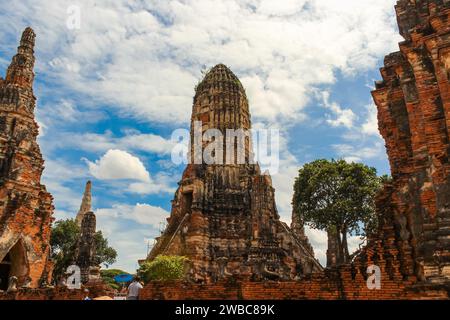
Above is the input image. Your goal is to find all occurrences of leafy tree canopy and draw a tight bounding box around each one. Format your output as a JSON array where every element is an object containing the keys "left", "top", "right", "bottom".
[
  {"left": 292, "top": 159, "right": 383, "bottom": 264},
  {"left": 50, "top": 219, "right": 117, "bottom": 282}
]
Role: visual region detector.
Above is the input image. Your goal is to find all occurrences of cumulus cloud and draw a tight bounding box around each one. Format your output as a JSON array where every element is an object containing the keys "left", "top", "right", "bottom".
[
  {"left": 44, "top": 130, "right": 176, "bottom": 155},
  {"left": 270, "top": 153, "right": 299, "bottom": 222},
  {"left": 86, "top": 149, "right": 151, "bottom": 181},
  {"left": 332, "top": 142, "right": 384, "bottom": 163},
  {"left": 95, "top": 203, "right": 170, "bottom": 271},
  {"left": 128, "top": 181, "right": 175, "bottom": 195},
  {"left": 321, "top": 91, "right": 356, "bottom": 129},
  {"left": 361, "top": 103, "right": 380, "bottom": 136},
  {"left": 96, "top": 203, "right": 170, "bottom": 227},
  {"left": 40, "top": 159, "right": 91, "bottom": 211},
  {"left": 0, "top": 0, "right": 401, "bottom": 126},
  {"left": 330, "top": 101, "right": 386, "bottom": 164},
  {"left": 36, "top": 99, "right": 106, "bottom": 130},
  {"left": 85, "top": 149, "right": 176, "bottom": 195},
  {"left": 257, "top": 0, "right": 308, "bottom": 16}
]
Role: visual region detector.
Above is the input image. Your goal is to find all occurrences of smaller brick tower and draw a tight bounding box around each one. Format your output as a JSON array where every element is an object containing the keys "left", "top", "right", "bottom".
[
  {"left": 73, "top": 181, "right": 98, "bottom": 284},
  {"left": 75, "top": 211, "right": 97, "bottom": 284}
]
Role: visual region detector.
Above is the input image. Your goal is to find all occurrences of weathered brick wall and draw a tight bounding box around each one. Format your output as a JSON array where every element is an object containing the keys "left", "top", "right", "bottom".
[
  {"left": 1, "top": 268, "right": 447, "bottom": 300},
  {"left": 0, "top": 282, "right": 114, "bottom": 300},
  {"left": 371, "top": 0, "right": 450, "bottom": 283},
  {"left": 0, "top": 288, "right": 84, "bottom": 300},
  {"left": 139, "top": 268, "right": 448, "bottom": 300}
]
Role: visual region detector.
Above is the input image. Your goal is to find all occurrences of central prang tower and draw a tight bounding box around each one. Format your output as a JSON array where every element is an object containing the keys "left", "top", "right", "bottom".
[{"left": 147, "top": 64, "right": 321, "bottom": 282}]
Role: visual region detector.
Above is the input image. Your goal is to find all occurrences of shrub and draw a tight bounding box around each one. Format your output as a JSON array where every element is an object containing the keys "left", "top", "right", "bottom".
[{"left": 139, "top": 255, "right": 188, "bottom": 283}]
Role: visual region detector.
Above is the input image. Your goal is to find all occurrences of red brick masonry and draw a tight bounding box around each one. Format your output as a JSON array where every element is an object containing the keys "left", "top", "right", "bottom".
[{"left": 139, "top": 271, "right": 447, "bottom": 300}]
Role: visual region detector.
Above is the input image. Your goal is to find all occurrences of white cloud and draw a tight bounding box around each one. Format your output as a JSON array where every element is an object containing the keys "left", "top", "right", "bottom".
[
  {"left": 37, "top": 99, "right": 105, "bottom": 128},
  {"left": 332, "top": 142, "right": 384, "bottom": 162},
  {"left": 40, "top": 159, "right": 90, "bottom": 211},
  {"left": 361, "top": 103, "right": 380, "bottom": 136},
  {"left": 96, "top": 203, "right": 170, "bottom": 227},
  {"left": 258, "top": 0, "right": 308, "bottom": 16},
  {"left": 343, "top": 156, "right": 362, "bottom": 163},
  {"left": 86, "top": 149, "right": 151, "bottom": 181},
  {"left": 321, "top": 91, "right": 356, "bottom": 129},
  {"left": 44, "top": 130, "right": 176, "bottom": 155},
  {"left": 305, "top": 227, "right": 363, "bottom": 266},
  {"left": 53, "top": 209, "right": 74, "bottom": 221},
  {"left": 95, "top": 203, "right": 171, "bottom": 272},
  {"left": 332, "top": 99, "right": 386, "bottom": 162},
  {"left": 0, "top": 0, "right": 401, "bottom": 126},
  {"left": 128, "top": 181, "right": 176, "bottom": 195},
  {"left": 271, "top": 153, "right": 299, "bottom": 222},
  {"left": 84, "top": 149, "right": 176, "bottom": 195},
  {"left": 119, "top": 132, "right": 177, "bottom": 155}
]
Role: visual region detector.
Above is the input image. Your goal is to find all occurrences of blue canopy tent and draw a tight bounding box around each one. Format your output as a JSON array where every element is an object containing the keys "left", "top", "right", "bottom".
[{"left": 114, "top": 274, "right": 133, "bottom": 283}]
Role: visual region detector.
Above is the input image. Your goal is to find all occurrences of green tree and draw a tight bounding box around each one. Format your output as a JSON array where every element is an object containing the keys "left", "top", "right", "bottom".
[
  {"left": 93, "top": 231, "right": 117, "bottom": 267},
  {"left": 100, "top": 269, "right": 130, "bottom": 290},
  {"left": 292, "top": 159, "right": 382, "bottom": 265},
  {"left": 50, "top": 219, "right": 80, "bottom": 282},
  {"left": 138, "top": 255, "right": 188, "bottom": 283},
  {"left": 50, "top": 219, "right": 118, "bottom": 282}
]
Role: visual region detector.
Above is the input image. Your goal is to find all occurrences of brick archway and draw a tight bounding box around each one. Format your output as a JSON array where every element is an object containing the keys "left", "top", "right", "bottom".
[{"left": 0, "top": 239, "right": 29, "bottom": 289}]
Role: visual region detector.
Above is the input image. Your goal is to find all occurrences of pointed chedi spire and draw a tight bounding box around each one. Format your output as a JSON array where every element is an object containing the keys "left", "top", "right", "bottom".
[
  {"left": 0, "top": 28, "right": 54, "bottom": 288},
  {"left": 5, "top": 27, "right": 36, "bottom": 89},
  {"left": 76, "top": 181, "right": 92, "bottom": 226}
]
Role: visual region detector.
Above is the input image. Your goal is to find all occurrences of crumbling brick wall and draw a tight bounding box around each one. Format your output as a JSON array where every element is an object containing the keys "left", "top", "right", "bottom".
[
  {"left": 139, "top": 269, "right": 447, "bottom": 300},
  {"left": 0, "top": 282, "right": 114, "bottom": 300}
]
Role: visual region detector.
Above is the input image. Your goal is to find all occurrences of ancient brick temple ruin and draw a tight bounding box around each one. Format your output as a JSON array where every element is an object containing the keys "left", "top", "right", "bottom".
[
  {"left": 146, "top": 64, "right": 322, "bottom": 282},
  {"left": 371, "top": 0, "right": 450, "bottom": 284},
  {"left": 74, "top": 181, "right": 98, "bottom": 284},
  {"left": 141, "top": 1, "right": 450, "bottom": 299},
  {"left": 0, "top": 28, "right": 54, "bottom": 290},
  {"left": 2, "top": 1, "right": 450, "bottom": 301}
]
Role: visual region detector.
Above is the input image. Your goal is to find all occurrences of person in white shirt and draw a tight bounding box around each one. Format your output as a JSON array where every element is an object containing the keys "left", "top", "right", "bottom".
[{"left": 127, "top": 276, "right": 143, "bottom": 300}]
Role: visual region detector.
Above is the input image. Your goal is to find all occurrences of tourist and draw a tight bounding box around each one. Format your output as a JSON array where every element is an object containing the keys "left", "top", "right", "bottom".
[
  {"left": 126, "top": 276, "right": 143, "bottom": 300},
  {"left": 83, "top": 288, "right": 92, "bottom": 301}
]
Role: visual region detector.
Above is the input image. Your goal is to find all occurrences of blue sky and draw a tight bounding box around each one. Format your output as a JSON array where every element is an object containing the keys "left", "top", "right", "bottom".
[{"left": 0, "top": 0, "right": 403, "bottom": 272}]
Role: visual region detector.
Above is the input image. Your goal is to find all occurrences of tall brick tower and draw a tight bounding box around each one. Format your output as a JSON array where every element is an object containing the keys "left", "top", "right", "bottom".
[
  {"left": 371, "top": 0, "right": 450, "bottom": 283},
  {"left": 0, "top": 28, "right": 54, "bottom": 289},
  {"left": 147, "top": 64, "right": 322, "bottom": 282}
]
